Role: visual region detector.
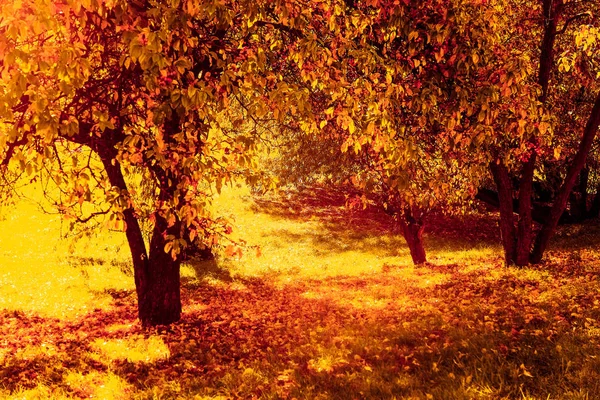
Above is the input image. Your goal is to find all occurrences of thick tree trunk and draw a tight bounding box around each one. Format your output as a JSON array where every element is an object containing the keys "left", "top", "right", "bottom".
[
  {"left": 531, "top": 92, "right": 600, "bottom": 263},
  {"left": 490, "top": 161, "right": 517, "bottom": 266},
  {"left": 99, "top": 150, "right": 182, "bottom": 326},
  {"left": 398, "top": 207, "right": 426, "bottom": 265},
  {"left": 140, "top": 214, "right": 182, "bottom": 325}
]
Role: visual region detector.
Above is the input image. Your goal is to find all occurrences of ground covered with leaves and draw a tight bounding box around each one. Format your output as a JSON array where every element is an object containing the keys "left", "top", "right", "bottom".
[{"left": 2, "top": 187, "right": 600, "bottom": 399}]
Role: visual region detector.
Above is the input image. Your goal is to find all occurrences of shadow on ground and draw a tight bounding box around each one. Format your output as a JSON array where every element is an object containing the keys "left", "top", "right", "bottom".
[
  {"left": 251, "top": 186, "right": 501, "bottom": 254},
  {"left": 185, "top": 257, "right": 233, "bottom": 282},
  {"left": 3, "top": 263, "right": 600, "bottom": 399}
]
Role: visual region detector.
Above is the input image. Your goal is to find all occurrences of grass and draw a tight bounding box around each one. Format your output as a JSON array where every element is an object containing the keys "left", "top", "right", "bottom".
[{"left": 2, "top": 184, "right": 600, "bottom": 399}]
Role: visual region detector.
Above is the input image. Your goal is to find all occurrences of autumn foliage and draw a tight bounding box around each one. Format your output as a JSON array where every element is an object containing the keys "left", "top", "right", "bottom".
[{"left": 2, "top": 0, "right": 600, "bottom": 397}]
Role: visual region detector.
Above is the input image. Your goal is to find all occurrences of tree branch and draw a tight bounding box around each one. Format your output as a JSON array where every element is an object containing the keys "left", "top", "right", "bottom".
[{"left": 557, "top": 12, "right": 592, "bottom": 35}]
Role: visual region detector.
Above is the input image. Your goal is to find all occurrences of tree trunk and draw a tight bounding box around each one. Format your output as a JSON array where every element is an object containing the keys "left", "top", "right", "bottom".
[
  {"left": 538, "top": 0, "right": 561, "bottom": 104},
  {"left": 398, "top": 207, "right": 426, "bottom": 265},
  {"left": 489, "top": 0, "right": 561, "bottom": 266},
  {"left": 486, "top": 0, "right": 597, "bottom": 265},
  {"left": 99, "top": 151, "right": 181, "bottom": 326},
  {"left": 515, "top": 155, "right": 535, "bottom": 266},
  {"left": 531, "top": 92, "right": 600, "bottom": 263},
  {"left": 140, "top": 214, "right": 182, "bottom": 325},
  {"left": 490, "top": 161, "right": 517, "bottom": 266}
]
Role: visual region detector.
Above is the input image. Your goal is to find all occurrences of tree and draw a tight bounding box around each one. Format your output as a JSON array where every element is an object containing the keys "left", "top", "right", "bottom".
[
  {"left": 268, "top": 0, "right": 538, "bottom": 264},
  {"left": 0, "top": 0, "right": 287, "bottom": 325},
  {"left": 487, "top": 0, "right": 600, "bottom": 266}
]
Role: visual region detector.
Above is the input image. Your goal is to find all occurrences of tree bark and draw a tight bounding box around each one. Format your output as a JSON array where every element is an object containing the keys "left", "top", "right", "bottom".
[
  {"left": 538, "top": 0, "right": 561, "bottom": 104},
  {"left": 98, "top": 147, "right": 182, "bottom": 326},
  {"left": 490, "top": 161, "right": 517, "bottom": 266},
  {"left": 579, "top": 166, "right": 589, "bottom": 211},
  {"left": 515, "top": 156, "right": 535, "bottom": 266},
  {"left": 398, "top": 207, "right": 426, "bottom": 265},
  {"left": 531, "top": 92, "right": 600, "bottom": 263},
  {"left": 141, "top": 213, "right": 182, "bottom": 325}
]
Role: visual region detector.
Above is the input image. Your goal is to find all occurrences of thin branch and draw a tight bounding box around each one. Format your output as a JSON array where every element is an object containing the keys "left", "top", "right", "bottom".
[{"left": 557, "top": 12, "right": 592, "bottom": 35}]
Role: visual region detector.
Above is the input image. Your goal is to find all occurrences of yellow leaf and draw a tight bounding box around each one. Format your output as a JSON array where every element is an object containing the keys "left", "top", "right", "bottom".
[
  {"left": 348, "top": 119, "right": 356, "bottom": 134},
  {"left": 554, "top": 146, "right": 561, "bottom": 160},
  {"left": 366, "top": 121, "right": 375, "bottom": 134}
]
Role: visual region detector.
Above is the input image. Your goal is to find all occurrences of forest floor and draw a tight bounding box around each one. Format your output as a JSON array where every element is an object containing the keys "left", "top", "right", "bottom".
[{"left": 2, "top": 185, "right": 600, "bottom": 399}]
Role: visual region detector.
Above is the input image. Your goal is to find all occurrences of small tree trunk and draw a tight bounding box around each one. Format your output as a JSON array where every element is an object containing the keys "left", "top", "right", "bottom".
[
  {"left": 398, "top": 207, "right": 426, "bottom": 265},
  {"left": 490, "top": 160, "right": 517, "bottom": 266},
  {"left": 515, "top": 155, "right": 535, "bottom": 266}
]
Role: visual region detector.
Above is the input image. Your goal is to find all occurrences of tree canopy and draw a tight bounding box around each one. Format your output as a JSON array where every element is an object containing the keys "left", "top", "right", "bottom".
[{"left": 2, "top": 0, "right": 600, "bottom": 325}]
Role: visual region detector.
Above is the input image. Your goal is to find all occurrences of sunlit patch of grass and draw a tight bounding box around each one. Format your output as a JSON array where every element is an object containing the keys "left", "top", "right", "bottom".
[
  {"left": 91, "top": 336, "right": 170, "bottom": 364},
  {"left": 14, "top": 344, "right": 59, "bottom": 363},
  {"left": 213, "top": 185, "right": 507, "bottom": 283},
  {"left": 428, "top": 245, "right": 501, "bottom": 269},
  {"left": 0, "top": 195, "right": 132, "bottom": 320},
  {"left": 212, "top": 186, "right": 413, "bottom": 279},
  {"left": 64, "top": 370, "right": 131, "bottom": 399},
  {"left": 180, "top": 263, "right": 198, "bottom": 280},
  {"left": 6, "top": 183, "right": 600, "bottom": 398},
  {"left": 0, "top": 384, "right": 70, "bottom": 400}
]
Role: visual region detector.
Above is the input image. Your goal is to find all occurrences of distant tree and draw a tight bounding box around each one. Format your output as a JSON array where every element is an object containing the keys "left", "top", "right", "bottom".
[{"left": 268, "top": 0, "right": 537, "bottom": 264}]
